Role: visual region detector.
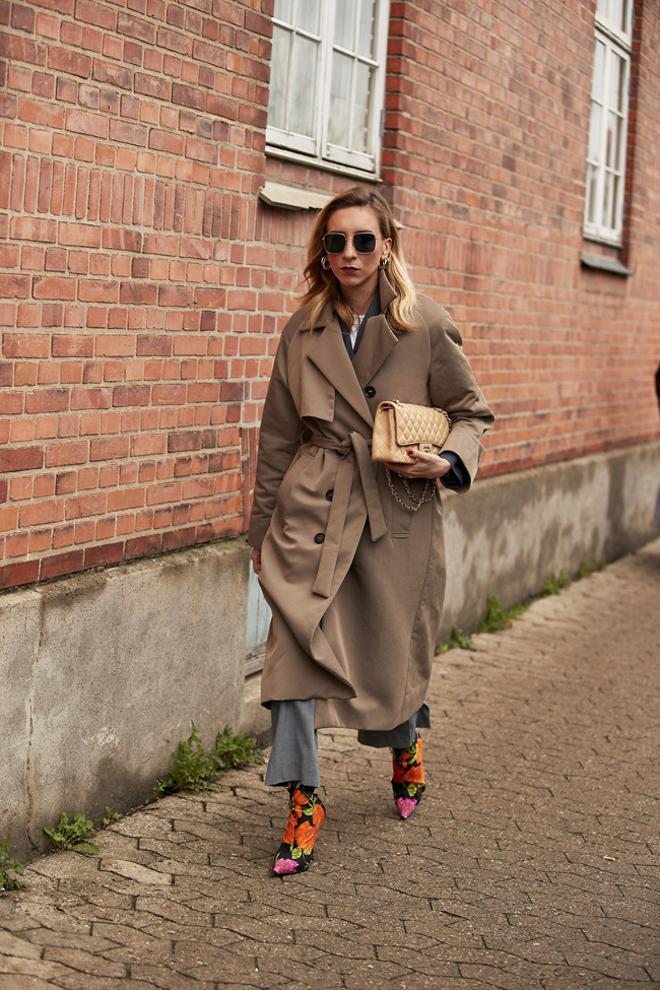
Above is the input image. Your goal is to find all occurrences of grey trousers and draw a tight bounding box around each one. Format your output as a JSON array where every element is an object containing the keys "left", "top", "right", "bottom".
[{"left": 264, "top": 699, "right": 431, "bottom": 787}]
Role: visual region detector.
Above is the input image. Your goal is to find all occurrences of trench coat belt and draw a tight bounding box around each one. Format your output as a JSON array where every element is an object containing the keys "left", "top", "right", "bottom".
[{"left": 308, "top": 431, "right": 388, "bottom": 599}]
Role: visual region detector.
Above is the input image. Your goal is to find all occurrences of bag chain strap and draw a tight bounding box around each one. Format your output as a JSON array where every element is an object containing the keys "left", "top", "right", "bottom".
[{"left": 385, "top": 466, "right": 436, "bottom": 512}]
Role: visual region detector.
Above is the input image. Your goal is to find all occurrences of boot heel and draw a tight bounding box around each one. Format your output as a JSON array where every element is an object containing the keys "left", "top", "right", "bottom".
[
  {"left": 272, "top": 782, "right": 326, "bottom": 876},
  {"left": 391, "top": 734, "right": 426, "bottom": 820}
]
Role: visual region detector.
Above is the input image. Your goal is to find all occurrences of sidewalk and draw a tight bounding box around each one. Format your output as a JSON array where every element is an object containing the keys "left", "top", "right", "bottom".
[{"left": 1, "top": 541, "right": 658, "bottom": 990}]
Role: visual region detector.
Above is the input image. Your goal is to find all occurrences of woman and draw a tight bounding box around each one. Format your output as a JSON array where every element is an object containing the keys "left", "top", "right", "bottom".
[{"left": 248, "top": 187, "right": 494, "bottom": 876}]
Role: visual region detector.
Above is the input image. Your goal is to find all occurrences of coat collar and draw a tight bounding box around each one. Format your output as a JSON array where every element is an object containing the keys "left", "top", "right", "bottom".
[{"left": 303, "top": 270, "right": 399, "bottom": 429}]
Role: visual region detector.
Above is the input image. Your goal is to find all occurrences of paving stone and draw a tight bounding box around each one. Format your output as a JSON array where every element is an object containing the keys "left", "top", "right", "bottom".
[{"left": 1, "top": 543, "right": 658, "bottom": 988}]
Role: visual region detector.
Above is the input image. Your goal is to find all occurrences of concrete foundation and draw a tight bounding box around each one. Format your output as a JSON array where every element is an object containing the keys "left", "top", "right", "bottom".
[{"left": 1, "top": 441, "right": 658, "bottom": 864}]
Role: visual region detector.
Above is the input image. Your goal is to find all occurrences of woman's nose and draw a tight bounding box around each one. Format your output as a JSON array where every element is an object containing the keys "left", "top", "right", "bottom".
[{"left": 343, "top": 237, "right": 357, "bottom": 259}]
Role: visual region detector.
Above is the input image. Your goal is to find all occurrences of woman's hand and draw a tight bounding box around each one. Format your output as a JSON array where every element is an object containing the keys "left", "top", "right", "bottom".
[
  {"left": 386, "top": 448, "right": 452, "bottom": 480},
  {"left": 251, "top": 548, "right": 262, "bottom": 574}
]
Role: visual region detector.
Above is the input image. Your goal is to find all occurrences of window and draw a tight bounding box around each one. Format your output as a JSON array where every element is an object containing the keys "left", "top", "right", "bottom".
[
  {"left": 267, "top": 0, "right": 391, "bottom": 176},
  {"left": 583, "top": 0, "right": 633, "bottom": 244}
]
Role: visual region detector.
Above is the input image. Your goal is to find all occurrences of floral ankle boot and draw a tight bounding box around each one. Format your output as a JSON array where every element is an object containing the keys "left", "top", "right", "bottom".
[
  {"left": 272, "top": 782, "right": 326, "bottom": 876},
  {"left": 391, "top": 734, "right": 426, "bottom": 819}
]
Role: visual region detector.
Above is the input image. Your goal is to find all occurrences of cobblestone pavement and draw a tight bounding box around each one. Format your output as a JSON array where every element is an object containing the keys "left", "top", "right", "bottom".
[{"left": 1, "top": 541, "right": 659, "bottom": 990}]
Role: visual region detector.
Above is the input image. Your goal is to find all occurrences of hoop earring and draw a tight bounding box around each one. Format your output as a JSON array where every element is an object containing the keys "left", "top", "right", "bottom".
[
  {"left": 379, "top": 254, "right": 390, "bottom": 269},
  {"left": 321, "top": 254, "right": 331, "bottom": 271}
]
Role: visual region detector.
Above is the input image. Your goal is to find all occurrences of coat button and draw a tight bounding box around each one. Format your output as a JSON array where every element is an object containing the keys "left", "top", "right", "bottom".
[
  {"left": 364, "top": 385, "right": 376, "bottom": 398},
  {"left": 325, "top": 489, "right": 334, "bottom": 501},
  {"left": 314, "top": 532, "right": 325, "bottom": 544}
]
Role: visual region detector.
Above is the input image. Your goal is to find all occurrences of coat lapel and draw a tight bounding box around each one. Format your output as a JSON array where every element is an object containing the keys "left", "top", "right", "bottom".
[
  {"left": 352, "top": 270, "right": 399, "bottom": 389},
  {"left": 305, "top": 304, "right": 374, "bottom": 429},
  {"left": 302, "top": 271, "right": 400, "bottom": 429}
]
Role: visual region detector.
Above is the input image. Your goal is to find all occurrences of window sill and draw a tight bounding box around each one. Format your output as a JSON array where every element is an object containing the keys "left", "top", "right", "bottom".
[
  {"left": 266, "top": 145, "right": 382, "bottom": 184},
  {"left": 258, "top": 181, "right": 332, "bottom": 212},
  {"left": 580, "top": 252, "right": 631, "bottom": 276}
]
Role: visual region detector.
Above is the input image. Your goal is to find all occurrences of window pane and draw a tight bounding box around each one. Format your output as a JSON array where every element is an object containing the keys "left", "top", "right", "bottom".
[
  {"left": 616, "top": 54, "right": 627, "bottom": 112},
  {"left": 274, "top": 0, "right": 293, "bottom": 24},
  {"left": 289, "top": 34, "right": 318, "bottom": 136},
  {"left": 609, "top": 51, "right": 622, "bottom": 109},
  {"left": 268, "top": 26, "right": 291, "bottom": 131},
  {"left": 329, "top": 51, "right": 353, "bottom": 146},
  {"left": 621, "top": 0, "right": 631, "bottom": 34},
  {"left": 605, "top": 111, "right": 619, "bottom": 168},
  {"left": 588, "top": 102, "right": 602, "bottom": 162},
  {"left": 294, "top": 0, "right": 320, "bottom": 34},
  {"left": 352, "top": 61, "right": 373, "bottom": 152},
  {"left": 611, "top": 174, "right": 621, "bottom": 228},
  {"left": 602, "top": 170, "right": 612, "bottom": 228},
  {"left": 357, "top": 0, "right": 376, "bottom": 58},
  {"left": 334, "top": 0, "right": 355, "bottom": 49},
  {"left": 609, "top": 0, "right": 622, "bottom": 31},
  {"left": 592, "top": 40, "right": 605, "bottom": 100},
  {"left": 586, "top": 163, "right": 599, "bottom": 225}
]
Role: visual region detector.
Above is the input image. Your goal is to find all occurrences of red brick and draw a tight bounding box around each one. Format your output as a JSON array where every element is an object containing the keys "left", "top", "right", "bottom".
[
  {"left": 150, "top": 384, "right": 185, "bottom": 405},
  {"left": 89, "top": 436, "right": 129, "bottom": 461},
  {"left": 0, "top": 447, "right": 44, "bottom": 473},
  {"left": 44, "top": 441, "right": 88, "bottom": 467},
  {"left": 117, "top": 11, "right": 156, "bottom": 44},
  {"left": 40, "top": 549, "right": 85, "bottom": 580},
  {"left": 33, "top": 276, "right": 77, "bottom": 301},
  {"left": 0, "top": 559, "right": 40, "bottom": 590},
  {"left": 112, "top": 384, "right": 150, "bottom": 406},
  {"left": 70, "top": 386, "right": 112, "bottom": 409},
  {"left": 136, "top": 335, "right": 172, "bottom": 357},
  {"left": 65, "top": 492, "right": 106, "bottom": 519},
  {"left": 52, "top": 334, "right": 94, "bottom": 357},
  {"left": 11, "top": 217, "right": 57, "bottom": 242},
  {"left": 123, "top": 533, "right": 160, "bottom": 559},
  {"left": 19, "top": 499, "right": 65, "bottom": 526},
  {"left": 0, "top": 275, "right": 30, "bottom": 298},
  {"left": 4, "top": 334, "right": 50, "bottom": 358},
  {"left": 25, "top": 388, "right": 69, "bottom": 413},
  {"left": 58, "top": 223, "right": 101, "bottom": 247},
  {"left": 83, "top": 541, "right": 124, "bottom": 567},
  {"left": 18, "top": 96, "right": 63, "bottom": 128},
  {"left": 119, "top": 282, "right": 157, "bottom": 305}
]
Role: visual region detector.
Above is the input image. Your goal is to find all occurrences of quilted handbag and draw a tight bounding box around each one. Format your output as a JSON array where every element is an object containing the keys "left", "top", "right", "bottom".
[
  {"left": 371, "top": 400, "right": 451, "bottom": 465},
  {"left": 371, "top": 400, "right": 452, "bottom": 512}
]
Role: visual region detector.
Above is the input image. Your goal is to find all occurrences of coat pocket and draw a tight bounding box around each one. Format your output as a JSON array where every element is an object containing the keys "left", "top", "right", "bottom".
[{"left": 274, "top": 447, "right": 316, "bottom": 510}]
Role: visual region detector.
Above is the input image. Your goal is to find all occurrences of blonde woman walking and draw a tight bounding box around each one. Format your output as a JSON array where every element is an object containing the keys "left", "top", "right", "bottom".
[{"left": 248, "top": 187, "right": 494, "bottom": 875}]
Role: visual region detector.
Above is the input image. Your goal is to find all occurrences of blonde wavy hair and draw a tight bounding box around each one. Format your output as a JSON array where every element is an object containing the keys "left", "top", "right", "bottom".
[{"left": 299, "top": 187, "right": 417, "bottom": 332}]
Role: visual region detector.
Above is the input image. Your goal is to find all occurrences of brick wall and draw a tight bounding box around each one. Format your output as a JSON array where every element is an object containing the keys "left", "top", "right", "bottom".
[
  {"left": 0, "top": 0, "right": 658, "bottom": 591},
  {"left": 0, "top": 0, "right": 276, "bottom": 588}
]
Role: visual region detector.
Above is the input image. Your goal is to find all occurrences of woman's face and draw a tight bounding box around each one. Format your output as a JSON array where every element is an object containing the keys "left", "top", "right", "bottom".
[{"left": 323, "top": 205, "right": 392, "bottom": 301}]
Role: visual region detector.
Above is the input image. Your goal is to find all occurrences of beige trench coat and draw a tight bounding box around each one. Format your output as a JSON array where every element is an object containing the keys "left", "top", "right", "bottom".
[{"left": 247, "top": 270, "right": 494, "bottom": 731}]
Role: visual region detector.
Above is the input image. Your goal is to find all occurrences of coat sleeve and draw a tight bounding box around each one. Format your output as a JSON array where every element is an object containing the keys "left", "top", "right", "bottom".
[
  {"left": 247, "top": 326, "right": 303, "bottom": 548},
  {"left": 426, "top": 303, "right": 494, "bottom": 490}
]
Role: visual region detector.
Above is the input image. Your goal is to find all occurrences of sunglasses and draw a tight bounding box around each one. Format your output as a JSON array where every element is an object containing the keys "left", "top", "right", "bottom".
[{"left": 322, "top": 231, "right": 377, "bottom": 254}]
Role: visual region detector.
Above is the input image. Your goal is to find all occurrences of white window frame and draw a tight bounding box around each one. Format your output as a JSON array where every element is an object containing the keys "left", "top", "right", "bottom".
[
  {"left": 583, "top": 1, "right": 633, "bottom": 245},
  {"left": 266, "top": 0, "right": 391, "bottom": 178}
]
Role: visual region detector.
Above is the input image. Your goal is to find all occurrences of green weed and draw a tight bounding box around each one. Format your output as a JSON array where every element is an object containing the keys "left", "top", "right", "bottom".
[
  {"left": 0, "top": 839, "right": 25, "bottom": 894},
  {"left": 478, "top": 594, "right": 529, "bottom": 633},
  {"left": 42, "top": 813, "right": 100, "bottom": 855},
  {"left": 542, "top": 572, "right": 571, "bottom": 596},
  {"left": 578, "top": 557, "right": 605, "bottom": 579},
  {"left": 437, "top": 626, "right": 477, "bottom": 653},
  {"left": 153, "top": 721, "right": 263, "bottom": 798},
  {"left": 101, "top": 806, "right": 122, "bottom": 828}
]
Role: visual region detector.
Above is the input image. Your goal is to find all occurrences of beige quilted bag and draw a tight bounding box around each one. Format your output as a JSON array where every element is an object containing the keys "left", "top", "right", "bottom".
[
  {"left": 371, "top": 400, "right": 451, "bottom": 512},
  {"left": 371, "top": 400, "right": 451, "bottom": 464}
]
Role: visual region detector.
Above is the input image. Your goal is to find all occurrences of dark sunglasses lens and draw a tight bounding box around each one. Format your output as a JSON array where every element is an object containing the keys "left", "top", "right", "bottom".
[
  {"left": 323, "top": 233, "right": 346, "bottom": 253},
  {"left": 354, "top": 232, "right": 376, "bottom": 253}
]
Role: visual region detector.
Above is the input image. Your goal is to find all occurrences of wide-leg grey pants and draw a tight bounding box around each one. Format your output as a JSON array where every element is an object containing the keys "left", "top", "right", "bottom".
[{"left": 264, "top": 699, "right": 431, "bottom": 787}]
